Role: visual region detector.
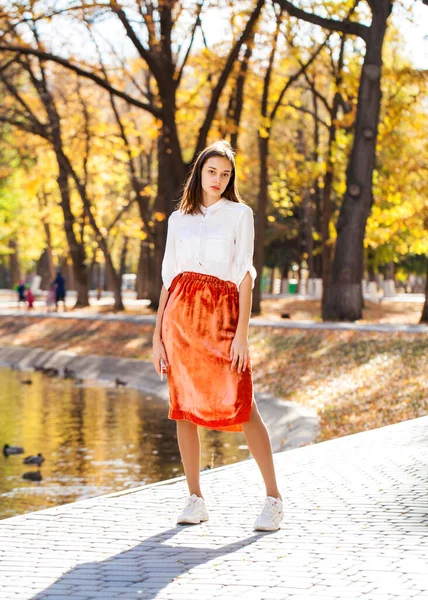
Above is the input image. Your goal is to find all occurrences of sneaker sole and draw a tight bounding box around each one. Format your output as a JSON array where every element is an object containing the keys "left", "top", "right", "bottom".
[
  {"left": 254, "top": 522, "right": 281, "bottom": 531},
  {"left": 177, "top": 515, "right": 209, "bottom": 525}
]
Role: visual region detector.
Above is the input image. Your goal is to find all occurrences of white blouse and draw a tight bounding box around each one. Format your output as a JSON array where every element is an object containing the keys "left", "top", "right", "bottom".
[{"left": 161, "top": 197, "right": 257, "bottom": 292}]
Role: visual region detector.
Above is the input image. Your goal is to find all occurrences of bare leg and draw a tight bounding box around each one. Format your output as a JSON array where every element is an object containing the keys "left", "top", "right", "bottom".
[
  {"left": 176, "top": 420, "right": 203, "bottom": 498},
  {"left": 242, "top": 402, "right": 282, "bottom": 500}
]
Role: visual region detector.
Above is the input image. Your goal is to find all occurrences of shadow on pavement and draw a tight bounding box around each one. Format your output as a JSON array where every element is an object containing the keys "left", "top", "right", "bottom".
[{"left": 31, "top": 524, "right": 273, "bottom": 599}]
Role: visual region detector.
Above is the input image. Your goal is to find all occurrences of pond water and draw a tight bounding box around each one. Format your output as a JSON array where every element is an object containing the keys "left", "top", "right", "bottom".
[{"left": 0, "top": 366, "right": 250, "bottom": 520}]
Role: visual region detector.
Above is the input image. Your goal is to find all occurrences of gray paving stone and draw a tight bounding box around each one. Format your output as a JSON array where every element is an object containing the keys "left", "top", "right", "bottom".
[{"left": 1, "top": 416, "right": 428, "bottom": 600}]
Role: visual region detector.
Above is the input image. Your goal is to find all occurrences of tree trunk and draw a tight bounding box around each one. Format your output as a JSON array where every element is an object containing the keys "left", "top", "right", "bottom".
[
  {"left": 136, "top": 240, "right": 150, "bottom": 299},
  {"left": 310, "top": 87, "right": 322, "bottom": 279},
  {"left": 104, "top": 255, "right": 124, "bottom": 311},
  {"left": 37, "top": 219, "right": 56, "bottom": 289},
  {"left": 149, "top": 119, "right": 186, "bottom": 310},
  {"left": 420, "top": 257, "right": 428, "bottom": 324},
  {"left": 136, "top": 241, "right": 145, "bottom": 299},
  {"left": 32, "top": 54, "right": 91, "bottom": 308},
  {"left": 57, "top": 146, "right": 125, "bottom": 311},
  {"left": 229, "top": 39, "right": 254, "bottom": 151},
  {"left": 323, "top": 8, "right": 392, "bottom": 321},
  {"left": 119, "top": 237, "right": 129, "bottom": 277},
  {"left": 320, "top": 126, "right": 336, "bottom": 309},
  {"left": 36, "top": 249, "right": 52, "bottom": 289},
  {"left": 56, "top": 163, "right": 90, "bottom": 307},
  {"left": 385, "top": 260, "right": 395, "bottom": 281},
  {"left": 304, "top": 191, "right": 314, "bottom": 279},
  {"left": 253, "top": 135, "right": 269, "bottom": 315},
  {"left": 9, "top": 239, "right": 20, "bottom": 287}
]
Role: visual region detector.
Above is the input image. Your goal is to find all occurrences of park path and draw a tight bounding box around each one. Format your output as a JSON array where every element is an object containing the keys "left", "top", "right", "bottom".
[
  {"left": 0, "top": 309, "right": 427, "bottom": 333},
  {"left": 1, "top": 416, "right": 427, "bottom": 600}
]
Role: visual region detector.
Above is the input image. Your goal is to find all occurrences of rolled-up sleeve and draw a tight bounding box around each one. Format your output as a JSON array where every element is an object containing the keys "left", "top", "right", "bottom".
[
  {"left": 235, "top": 207, "right": 257, "bottom": 290},
  {"left": 161, "top": 213, "right": 177, "bottom": 291}
]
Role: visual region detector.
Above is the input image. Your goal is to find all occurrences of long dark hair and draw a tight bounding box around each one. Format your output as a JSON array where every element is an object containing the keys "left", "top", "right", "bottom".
[{"left": 177, "top": 140, "right": 242, "bottom": 215}]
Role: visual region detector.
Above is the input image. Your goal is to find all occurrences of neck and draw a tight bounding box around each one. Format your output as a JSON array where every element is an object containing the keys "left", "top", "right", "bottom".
[{"left": 202, "top": 190, "right": 221, "bottom": 206}]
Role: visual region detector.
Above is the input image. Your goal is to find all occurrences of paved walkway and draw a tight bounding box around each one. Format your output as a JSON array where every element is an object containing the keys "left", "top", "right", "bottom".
[
  {"left": 1, "top": 309, "right": 427, "bottom": 333},
  {"left": 1, "top": 416, "right": 427, "bottom": 600}
]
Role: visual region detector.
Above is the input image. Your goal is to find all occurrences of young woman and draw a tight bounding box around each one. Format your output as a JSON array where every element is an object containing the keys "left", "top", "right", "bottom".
[{"left": 152, "top": 140, "right": 283, "bottom": 531}]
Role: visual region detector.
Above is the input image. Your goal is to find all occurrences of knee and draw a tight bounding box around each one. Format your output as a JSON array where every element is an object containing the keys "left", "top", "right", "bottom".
[{"left": 177, "top": 419, "right": 198, "bottom": 432}]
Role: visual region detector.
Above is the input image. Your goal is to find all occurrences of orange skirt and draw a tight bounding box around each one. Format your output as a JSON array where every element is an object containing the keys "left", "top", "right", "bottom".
[{"left": 161, "top": 271, "right": 254, "bottom": 432}]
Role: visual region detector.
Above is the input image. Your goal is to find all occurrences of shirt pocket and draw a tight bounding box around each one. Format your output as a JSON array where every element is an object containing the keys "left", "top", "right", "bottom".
[
  {"left": 205, "top": 234, "right": 231, "bottom": 264},
  {"left": 177, "top": 230, "right": 193, "bottom": 261}
]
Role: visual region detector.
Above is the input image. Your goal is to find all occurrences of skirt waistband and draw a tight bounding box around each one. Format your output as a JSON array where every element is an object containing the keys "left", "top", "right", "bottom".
[{"left": 181, "top": 271, "right": 238, "bottom": 292}]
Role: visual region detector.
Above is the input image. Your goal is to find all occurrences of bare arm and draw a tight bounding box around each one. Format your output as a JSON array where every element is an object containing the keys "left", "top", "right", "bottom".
[
  {"left": 153, "top": 284, "right": 170, "bottom": 341},
  {"left": 230, "top": 271, "right": 253, "bottom": 373},
  {"left": 152, "top": 284, "right": 171, "bottom": 377},
  {"left": 236, "top": 271, "right": 252, "bottom": 338}
]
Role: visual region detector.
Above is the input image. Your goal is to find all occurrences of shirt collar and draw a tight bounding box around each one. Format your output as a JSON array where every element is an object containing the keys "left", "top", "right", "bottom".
[{"left": 200, "top": 198, "right": 228, "bottom": 213}]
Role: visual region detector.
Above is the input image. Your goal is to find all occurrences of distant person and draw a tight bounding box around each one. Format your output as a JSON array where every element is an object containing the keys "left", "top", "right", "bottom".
[
  {"left": 53, "top": 271, "right": 66, "bottom": 312},
  {"left": 46, "top": 283, "right": 56, "bottom": 313},
  {"left": 16, "top": 281, "right": 26, "bottom": 308},
  {"left": 26, "top": 287, "right": 35, "bottom": 310}
]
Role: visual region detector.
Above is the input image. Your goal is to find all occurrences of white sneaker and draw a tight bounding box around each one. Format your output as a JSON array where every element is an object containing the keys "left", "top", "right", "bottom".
[
  {"left": 176, "top": 494, "right": 209, "bottom": 525},
  {"left": 254, "top": 496, "right": 283, "bottom": 531}
]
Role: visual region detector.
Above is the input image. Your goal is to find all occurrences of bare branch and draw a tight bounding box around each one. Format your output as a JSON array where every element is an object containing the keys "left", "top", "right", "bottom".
[
  {"left": 0, "top": 54, "right": 19, "bottom": 75},
  {"left": 270, "top": 37, "right": 329, "bottom": 123},
  {"left": 286, "top": 103, "right": 330, "bottom": 129},
  {"left": 110, "top": 2, "right": 161, "bottom": 81},
  {"left": 274, "top": 0, "right": 368, "bottom": 41},
  {"left": 0, "top": 70, "right": 47, "bottom": 136},
  {"left": 107, "top": 198, "right": 137, "bottom": 233},
  {"left": 176, "top": 1, "right": 204, "bottom": 87},
  {"left": 261, "top": 8, "right": 283, "bottom": 119},
  {"left": 0, "top": 114, "right": 46, "bottom": 138},
  {"left": 0, "top": 45, "right": 162, "bottom": 117},
  {"left": 192, "top": 0, "right": 264, "bottom": 161},
  {"left": 302, "top": 73, "right": 332, "bottom": 114}
]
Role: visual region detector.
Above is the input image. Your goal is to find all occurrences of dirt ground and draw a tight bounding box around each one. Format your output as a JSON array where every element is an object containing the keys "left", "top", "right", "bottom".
[{"left": 254, "top": 297, "right": 425, "bottom": 324}]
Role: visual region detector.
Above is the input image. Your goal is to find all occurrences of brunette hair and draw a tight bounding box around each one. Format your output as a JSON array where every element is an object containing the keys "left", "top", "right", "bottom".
[{"left": 176, "top": 140, "right": 242, "bottom": 215}]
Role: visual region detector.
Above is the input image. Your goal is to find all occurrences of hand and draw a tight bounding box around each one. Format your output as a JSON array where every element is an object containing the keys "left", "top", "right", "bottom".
[
  {"left": 152, "top": 336, "right": 169, "bottom": 379},
  {"left": 230, "top": 332, "right": 250, "bottom": 374}
]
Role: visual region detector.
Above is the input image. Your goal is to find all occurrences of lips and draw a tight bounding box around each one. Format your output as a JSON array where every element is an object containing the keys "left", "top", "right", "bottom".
[{"left": 210, "top": 186, "right": 220, "bottom": 191}]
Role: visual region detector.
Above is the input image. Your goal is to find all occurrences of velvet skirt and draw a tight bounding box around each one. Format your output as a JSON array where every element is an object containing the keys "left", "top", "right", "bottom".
[{"left": 161, "top": 271, "right": 254, "bottom": 432}]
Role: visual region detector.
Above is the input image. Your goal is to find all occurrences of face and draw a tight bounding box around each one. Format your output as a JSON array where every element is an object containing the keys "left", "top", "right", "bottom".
[{"left": 201, "top": 155, "right": 233, "bottom": 200}]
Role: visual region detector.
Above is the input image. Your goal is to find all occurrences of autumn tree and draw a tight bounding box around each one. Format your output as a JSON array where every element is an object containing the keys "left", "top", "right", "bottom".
[
  {"left": 274, "top": 0, "right": 395, "bottom": 321},
  {"left": 0, "top": 0, "right": 265, "bottom": 308}
]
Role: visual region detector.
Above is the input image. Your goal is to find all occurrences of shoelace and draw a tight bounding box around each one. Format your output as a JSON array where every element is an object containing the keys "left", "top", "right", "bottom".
[
  {"left": 184, "top": 495, "right": 199, "bottom": 509},
  {"left": 259, "top": 499, "right": 280, "bottom": 521}
]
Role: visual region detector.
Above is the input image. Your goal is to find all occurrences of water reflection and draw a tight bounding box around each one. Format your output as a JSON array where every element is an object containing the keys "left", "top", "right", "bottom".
[{"left": 0, "top": 367, "right": 250, "bottom": 520}]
